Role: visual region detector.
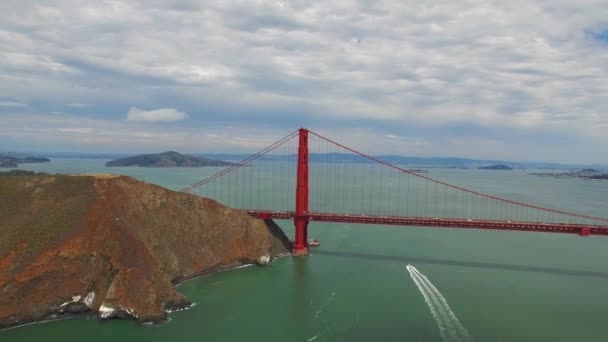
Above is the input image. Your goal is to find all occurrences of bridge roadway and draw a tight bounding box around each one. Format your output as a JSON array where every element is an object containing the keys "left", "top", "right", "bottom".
[{"left": 246, "top": 210, "right": 608, "bottom": 237}]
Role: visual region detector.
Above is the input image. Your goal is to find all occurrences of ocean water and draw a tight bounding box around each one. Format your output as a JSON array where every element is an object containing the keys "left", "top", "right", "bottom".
[{"left": 2, "top": 159, "right": 608, "bottom": 341}]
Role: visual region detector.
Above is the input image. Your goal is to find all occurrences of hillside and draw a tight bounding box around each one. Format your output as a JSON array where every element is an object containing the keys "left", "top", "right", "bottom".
[
  {"left": 0, "top": 173, "right": 291, "bottom": 329},
  {"left": 106, "top": 151, "right": 235, "bottom": 167},
  {"left": 479, "top": 164, "right": 512, "bottom": 170}
]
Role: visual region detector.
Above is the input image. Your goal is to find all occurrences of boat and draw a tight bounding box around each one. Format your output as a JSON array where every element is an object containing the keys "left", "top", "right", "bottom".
[{"left": 308, "top": 239, "right": 320, "bottom": 247}]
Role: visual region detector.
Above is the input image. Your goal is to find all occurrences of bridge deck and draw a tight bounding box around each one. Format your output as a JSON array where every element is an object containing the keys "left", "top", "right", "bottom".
[{"left": 246, "top": 210, "right": 608, "bottom": 236}]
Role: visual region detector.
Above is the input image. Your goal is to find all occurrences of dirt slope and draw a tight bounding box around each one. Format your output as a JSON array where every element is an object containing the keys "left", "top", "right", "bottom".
[{"left": 0, "top": 174, "right": 291, "bottom": 328}]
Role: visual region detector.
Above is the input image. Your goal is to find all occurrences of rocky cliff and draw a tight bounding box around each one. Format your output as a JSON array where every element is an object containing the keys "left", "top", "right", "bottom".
[{"left": 0, "top": 173, "right": 291, "bottom": 329}]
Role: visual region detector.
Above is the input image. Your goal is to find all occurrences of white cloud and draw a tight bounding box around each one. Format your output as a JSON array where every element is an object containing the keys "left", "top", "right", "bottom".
[
  {"left": 126, "top": 107, "right": 188, "bottom": 122},
  {"left": 0, "top": 100, "right": 27, "bottom": 107},
  {"left": 66, "top": 103, "right": 89, "bottom": 108},
  {"left": 55, "top": 127, "right": 96, "bottom": 134},
  {"left": 0, "top": 1, "right": 607, "bottom": 161},
  {"left": 0, "top": 113, "right": 288, "bottom": 153}
]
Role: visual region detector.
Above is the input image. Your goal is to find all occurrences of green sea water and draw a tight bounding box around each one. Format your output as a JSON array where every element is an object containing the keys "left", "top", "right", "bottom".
[{"left": 2, "top": 159, "right": 608, "bottom": 341}]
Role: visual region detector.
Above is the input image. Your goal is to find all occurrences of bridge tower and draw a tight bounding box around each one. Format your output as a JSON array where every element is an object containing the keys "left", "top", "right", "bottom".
[{"left": 293, "top": 128, "right": 309, "bottom": 256}]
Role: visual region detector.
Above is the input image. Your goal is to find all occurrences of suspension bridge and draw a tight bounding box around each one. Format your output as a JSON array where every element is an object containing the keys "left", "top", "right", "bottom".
[{"left": 181, "top": 128, "right": 608, "bottom": 255}]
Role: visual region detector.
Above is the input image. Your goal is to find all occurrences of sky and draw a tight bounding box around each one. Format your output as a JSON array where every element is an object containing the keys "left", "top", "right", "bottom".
[{"left": 0, "top": 1, "right": 607, "bottom": 163}]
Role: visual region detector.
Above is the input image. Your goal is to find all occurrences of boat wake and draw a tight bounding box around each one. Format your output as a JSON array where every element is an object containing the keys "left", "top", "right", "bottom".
[{"left": 406, "top": 265, "right": 473, "bottom": 342}]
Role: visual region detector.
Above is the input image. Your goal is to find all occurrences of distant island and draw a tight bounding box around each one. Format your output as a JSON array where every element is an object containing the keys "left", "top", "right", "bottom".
[
  {"left": 404, "top": 169, "right": 429, "bottom": 174},
  {"left": 0, "top": 152, "right": 50, "bottom": 168},
  {"left": 106, "top": 151, "right": 236, "bottom": 167},
  {"left": 479, "top": 164, "right": 512, "bottom": 170},
  {"left": 530, "top": 169, "right": 608, "bottom": 180}
]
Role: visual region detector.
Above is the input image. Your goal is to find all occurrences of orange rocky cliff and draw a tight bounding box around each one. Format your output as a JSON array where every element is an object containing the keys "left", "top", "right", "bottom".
[{"left": 0, "top": 173, "right": 291, "bottom": 329}]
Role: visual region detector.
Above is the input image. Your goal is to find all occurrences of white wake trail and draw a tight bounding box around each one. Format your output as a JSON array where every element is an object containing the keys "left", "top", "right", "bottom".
[
  {"left": 408, "top": 266, "right": 461, "bottom": 342},
  {"left": 406, "top": 265, "right": 450, "bottom": 341},
  {"left": 406, "top": 265, "right": 473, "bottom": 342},
  {"left": 410, "top": 267, "right": 468, "bottom": 342}
]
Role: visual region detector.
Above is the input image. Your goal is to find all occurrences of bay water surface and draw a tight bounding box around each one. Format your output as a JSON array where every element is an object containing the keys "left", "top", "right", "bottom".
[{"left": 2, "top": 159, "right": 608, "bottom": 341}]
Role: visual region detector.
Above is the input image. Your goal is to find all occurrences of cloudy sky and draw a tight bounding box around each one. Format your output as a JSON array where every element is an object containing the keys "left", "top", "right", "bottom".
[{"left": 1, "top": 1, "right": 607, "bottom": 163}]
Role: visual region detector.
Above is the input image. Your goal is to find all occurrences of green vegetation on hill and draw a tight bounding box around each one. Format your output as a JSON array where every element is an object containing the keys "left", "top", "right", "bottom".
[{"left": 0, "top": 174, "right": 95, "bottom": 260}]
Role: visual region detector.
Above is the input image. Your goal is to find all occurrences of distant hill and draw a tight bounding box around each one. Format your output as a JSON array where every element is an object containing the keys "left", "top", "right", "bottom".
[
  {"left": 106, "top": 151, "right": 236, "bottom": 167},
  {"left": 478, "top": 164, "right": 512, "bottom": 170},
  {"left": 530, "top": 169, "right": 608, "bottom": 180},
  {"left": 0, "top": 152, "right": 50, "bottom": 168}
]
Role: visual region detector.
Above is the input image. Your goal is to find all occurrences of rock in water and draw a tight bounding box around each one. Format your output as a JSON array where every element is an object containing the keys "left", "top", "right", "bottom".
[{"left": 0, "top": 174, "right": 291, "bottom": 329}]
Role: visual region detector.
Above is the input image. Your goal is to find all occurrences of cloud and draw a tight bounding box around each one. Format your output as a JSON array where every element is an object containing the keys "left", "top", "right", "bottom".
[
  {"left": 55, "top": 127, "right": 96, "bottom": 134},
  {"left": 0, "top": 113, "right": 289, "bottom": 153},
  {"left": 126, "top": 107, "right": 188, "bottom": 122},
  {"left": 0, "top": 1, "right": 607, "bottom": 162},
  {"left": 0, "top": 100, "right": 27, "bottom": 107},
  {"left": 66, "top": 103, "right": 89, "bottom": 108}
]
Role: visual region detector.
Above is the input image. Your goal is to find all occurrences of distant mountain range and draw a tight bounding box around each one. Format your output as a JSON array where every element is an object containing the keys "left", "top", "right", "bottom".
[
  {"left": 106, "top": 151, "right": 235, "bottom": 167},
  {"left": 197, "top": 153, "right": 606, "bottom": 170},
  {"left": 4, "top": 151, "right": 605, "bottom": 170}
]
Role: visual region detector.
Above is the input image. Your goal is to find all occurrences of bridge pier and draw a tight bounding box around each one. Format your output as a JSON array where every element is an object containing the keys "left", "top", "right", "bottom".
[
  {"left": 293, "top": 128, "right": 309, "bottom": 256},
  {"left": 293, "top": 217, "right": 309, "bottom": 256}
]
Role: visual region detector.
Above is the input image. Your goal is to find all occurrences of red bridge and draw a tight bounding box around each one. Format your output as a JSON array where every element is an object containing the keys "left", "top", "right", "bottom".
[{"left": 181, "top": 128, "right": 608, "bottom": 255}]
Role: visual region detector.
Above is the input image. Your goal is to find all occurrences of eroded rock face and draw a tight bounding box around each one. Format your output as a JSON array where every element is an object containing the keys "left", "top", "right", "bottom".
[{"left": 0, "top": 174, "right": 291, "bottom": 329}]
